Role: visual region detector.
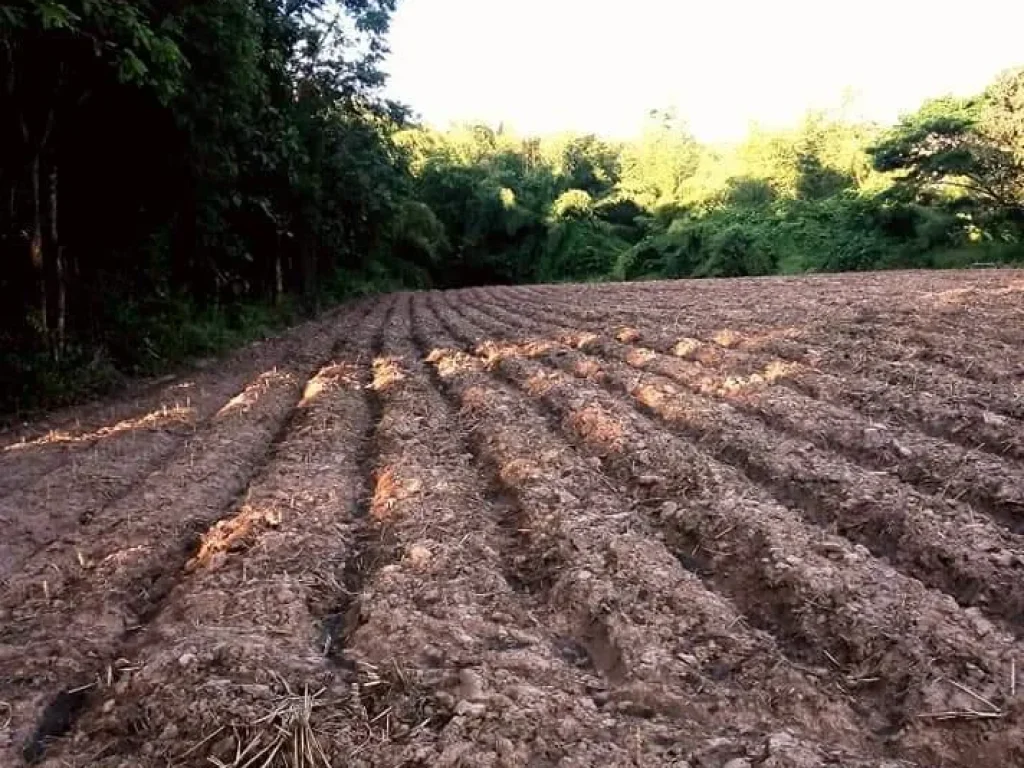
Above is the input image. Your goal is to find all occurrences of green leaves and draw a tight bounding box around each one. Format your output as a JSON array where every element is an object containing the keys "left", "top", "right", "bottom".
[
  {"left": 870, "top": 80, "right": 1024, "bottom": 231},
  {"left": 551, "top": 189, "right": 594, "bottom": 220},
  {"left": 37, "top": 1, "right": 78, "bottom": 29}
]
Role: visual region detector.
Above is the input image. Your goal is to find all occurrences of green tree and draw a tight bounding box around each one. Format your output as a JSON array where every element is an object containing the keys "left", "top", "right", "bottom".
[
  {"left": 1, "top": 0, "right": 182, "bottom": 358},
  {"left": 620, "top": 109, "right": 700, "bottom": 207},
  {"left": 871, "top": 73, "right": 1024, "bottom": 233}
]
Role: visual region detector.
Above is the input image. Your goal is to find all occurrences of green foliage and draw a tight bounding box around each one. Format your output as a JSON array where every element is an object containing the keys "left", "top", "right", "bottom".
[
  {"left": 0, "top": 0, "right": 411, "bottom": 412},
  {"left": 871, "top": 70, "right": 1024, "bottom": 229},
  {"left": 620, "top": 110, "right": 700, "bottom": 207},
  {"left": 551, "top": 189, "right": 595, "bottom": 219},
  {"left": 537, "top": 219, "right": 628, "bottom": 282}
]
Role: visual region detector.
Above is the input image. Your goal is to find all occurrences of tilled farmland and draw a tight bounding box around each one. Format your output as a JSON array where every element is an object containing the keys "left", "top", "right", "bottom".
[{"left": 2, "top": 271, "right": 1024, "bottom": 768}]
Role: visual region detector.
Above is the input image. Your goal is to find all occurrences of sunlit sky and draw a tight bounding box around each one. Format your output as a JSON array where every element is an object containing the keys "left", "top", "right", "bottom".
[{"left": 386, "top": 0, "right": 1024, "bottom": 142}]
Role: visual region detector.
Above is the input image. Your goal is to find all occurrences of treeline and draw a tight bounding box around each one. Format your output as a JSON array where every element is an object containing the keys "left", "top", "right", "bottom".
[
  {"left": 398, "top": 69, "right": 1024, "bottom": 287},
  {"left": 2, "top": 2, "right": 1023, "bottom": 412},
  {"left": 1, "top": 0, "right": 414, "bottom": 409}
]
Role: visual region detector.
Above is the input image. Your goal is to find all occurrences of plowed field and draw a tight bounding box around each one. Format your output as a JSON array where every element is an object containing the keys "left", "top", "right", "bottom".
[{"left": 2, "top": 270, "right": 1024, "bottom": 767}]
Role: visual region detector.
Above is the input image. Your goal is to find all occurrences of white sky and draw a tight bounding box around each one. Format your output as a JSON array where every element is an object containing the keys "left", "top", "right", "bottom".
[{"left": 385, "top": 0, "right": 1024, "bottom": 141}]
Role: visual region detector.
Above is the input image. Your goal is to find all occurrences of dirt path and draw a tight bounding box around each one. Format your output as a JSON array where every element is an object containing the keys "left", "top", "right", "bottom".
[{"left": 2, "top": 269, "right": 1023, "bottom": 767}]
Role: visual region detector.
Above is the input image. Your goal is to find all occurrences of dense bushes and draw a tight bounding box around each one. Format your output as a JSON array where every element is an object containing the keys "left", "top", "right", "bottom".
[
  {"left": 1, "top": 0, "right": 412, "bottom": 411},
  {"left": 402, "top": 75, "right": 1024, "bottom": 291}
]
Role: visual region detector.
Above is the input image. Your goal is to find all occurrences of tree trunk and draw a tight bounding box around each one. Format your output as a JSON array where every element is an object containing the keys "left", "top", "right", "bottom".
[
  {"left": 274, "top": 244, "right": 284, "bottom": 305},
  {"left": 299, "top": 235, "right": 315, "bottom": 311},
  {"left": 30, "top": 152, "right": 46, "bottom": 336},
  {"left": 46, "top": 159, "right": 65, "bottom": 360}
]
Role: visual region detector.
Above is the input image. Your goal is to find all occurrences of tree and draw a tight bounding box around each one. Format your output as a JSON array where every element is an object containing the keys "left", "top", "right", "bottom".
[
  {"left": 871, "top": 75, "right": 1024, "bottom": 233},
  {"left": 619, "top": 109, "right": 700, "bottom": 207},
  {"left": 1, "top": 0, "right": 412, "bottom": 409},
  {"left": 1, "top": 0, "right": 182, "bottom": 358}
]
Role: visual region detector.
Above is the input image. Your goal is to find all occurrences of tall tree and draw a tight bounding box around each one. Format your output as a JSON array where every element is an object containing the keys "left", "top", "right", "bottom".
[
  {"left": 871, "top": 70, "right": 1024, "bottom": 232},
  {"left": 1, "top": 1, "right": 181, "bottom": 357}
]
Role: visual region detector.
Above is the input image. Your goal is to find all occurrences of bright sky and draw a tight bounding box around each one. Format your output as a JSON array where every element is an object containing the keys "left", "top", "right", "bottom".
[{"left": 386, "top": 0, "right": 1024, "bottom": 142}]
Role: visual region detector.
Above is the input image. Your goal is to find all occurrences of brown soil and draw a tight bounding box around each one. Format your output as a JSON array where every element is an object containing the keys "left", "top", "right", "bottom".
[{"left": 2, "top": 270, "right": 1024, "bottom": 767}]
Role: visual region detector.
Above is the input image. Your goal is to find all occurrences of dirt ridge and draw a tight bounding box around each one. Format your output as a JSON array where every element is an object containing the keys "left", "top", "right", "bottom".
[{"left": 3, "top": 270, "right": 1024, "bottom": 767}]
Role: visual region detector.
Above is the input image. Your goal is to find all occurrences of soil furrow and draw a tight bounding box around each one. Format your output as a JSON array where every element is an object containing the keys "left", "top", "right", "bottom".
[
  {"left": 437, "top": 307, "right": 1024, "bottom": 767},
  {"left": 477, "top": 289, "right": 1024, "bottom": 466},
  {"left": 1, "top": 300, "right": 382, "bottom": 766},
  {"left": 736, "top": 328, "right": 1024, "bottom": 422},
  {"left": 496, "top": 272, "right": 1024, "bottom": 349},
  {"left": 459, "top": 300, "right": 1024, "bottom": 635},
  {"left": 422, "top": 292, "right": 908, "bottom": 767},
  {"left": 824, "top": 317, "right": 1023, "bottom": 387},
  {"left": 0, "top": 309, "right": 348, "bottom": 492},
  {"left": 0, "top": 306, "right": 376, "bottom": 586},
  {"left": 333, "top": 293, "right": 690, "bottom": 766},
  {"left": 6, "top": 270, "right": 1024, "bottom": 767},
  {"left": 469, "top": 288, "right": 1024, "bottom": 542},
  {"left": 32, "top": 298, "right": 390, "bottom": 767},
  {"left": 492, "top": 282, "right": 1024, "bottom": 424},
  {"left": 591, "top": 337, "right": 1024, "bottom": 534},
  {"left": 460, "top": 295, "right": 1024, "bottom": 534}
]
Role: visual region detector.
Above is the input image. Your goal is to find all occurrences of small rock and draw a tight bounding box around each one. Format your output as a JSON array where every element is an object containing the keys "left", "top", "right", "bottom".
[
  {"left": 407, "top": 544, "right": 432, "bottom": 568},
  {"left": 457, "top": 669, "right": 485, "bottom": 701},
  {"left": 767, "top": 731, "right": 797, "bottom": 752},
  {"left": 723, "top": 759, "right": 752, "bottom": 768},
  {"left": 992, "top": 550, "right": 1015, "bottom": 567},
  {"left": 177, "top": 652, "right": 196, "bottom": 668},
  {"left": 454, "top": 700, "right": 487, "bottom": 717},
  {"left": 676, "top": 653, "right": 698, "bottom": 665},
  {"left": 637, "top": 474, "right": 665, "bottom": 487},
  {"left": 702, "top": 738, "right": 734, "bottom": 751},
  {"left": 101, "top": 699, "right": 116, "bottom": 713},
  {"left": 817, "top": 541, "right": 846, "bottom": 558},
  {"left": 964, "top": 607, "right": 994, "bottom": 637},
  {"left": 892, "top": 440, "right": 913, "bottom": 458}
]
